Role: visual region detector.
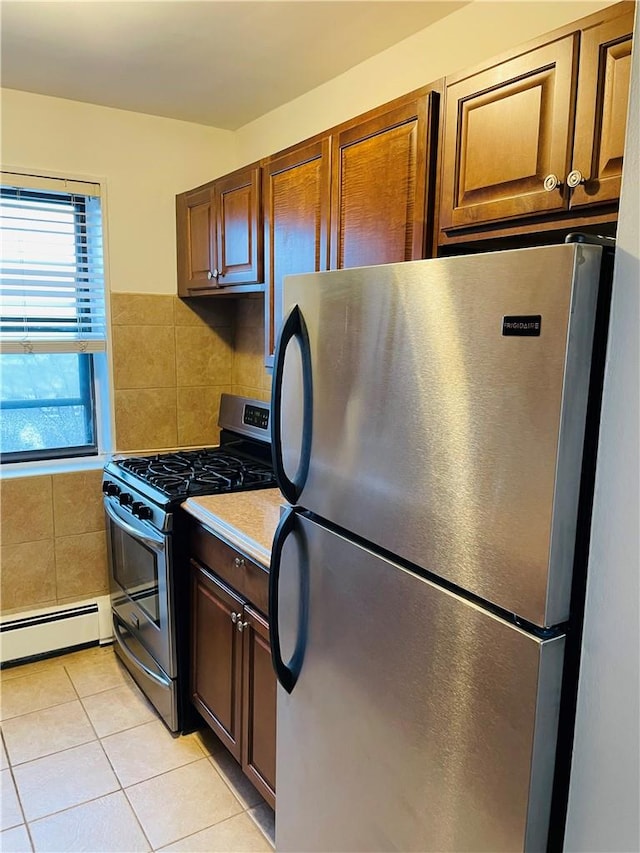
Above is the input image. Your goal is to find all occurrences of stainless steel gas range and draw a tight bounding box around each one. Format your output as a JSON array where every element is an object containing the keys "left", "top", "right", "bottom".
[{"left": 103, "top": 394, "right": 276, "bottom": 734}]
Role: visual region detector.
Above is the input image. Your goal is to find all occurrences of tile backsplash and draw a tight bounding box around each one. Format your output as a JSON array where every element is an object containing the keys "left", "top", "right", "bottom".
[{"left": 1, "top": 292, "right": 272, "bottom": 618}]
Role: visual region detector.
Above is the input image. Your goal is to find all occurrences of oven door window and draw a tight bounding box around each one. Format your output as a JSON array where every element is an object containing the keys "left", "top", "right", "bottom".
[{"left": 111, "top": 525, "right": 161, "bottom": 625}]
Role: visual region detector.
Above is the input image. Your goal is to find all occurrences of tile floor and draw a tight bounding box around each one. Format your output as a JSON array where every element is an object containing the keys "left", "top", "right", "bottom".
[{"left": 0, "top": 645, "right": 275, "bottom": 852}]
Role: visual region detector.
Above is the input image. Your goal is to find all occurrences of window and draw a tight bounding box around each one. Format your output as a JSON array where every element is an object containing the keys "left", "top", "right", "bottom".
[{"left": 0, "top": 173, "right": 108, "bottom": 463}]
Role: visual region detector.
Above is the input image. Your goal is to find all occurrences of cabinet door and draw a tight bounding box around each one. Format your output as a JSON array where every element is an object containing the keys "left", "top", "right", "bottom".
[
  {"left": 241, "top": 605, "right": 276, "bottom": 808},
  {"left": 440, "top": 36, "right": 578, "bottom": 231},
  {"left": 214, "top": 165, "right": 263, "bottom": 286},
  {"left": 570, "top": 9, "right": 634, "bottom": 208},
  {"left": 176, "top": 185, "right": 215, "bottom": 296},
  {"left": 263, "top": 139, "right": 331, "bottom": 364},
  {"left": 191, "top": 561, "right": 243, "bottom": 760},
  {"left": 330, "top": 97, "right": 432, "bottom": 270}
]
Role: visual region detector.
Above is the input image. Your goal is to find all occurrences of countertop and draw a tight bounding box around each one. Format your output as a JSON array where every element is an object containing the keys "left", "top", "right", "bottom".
[{"left": 182, "top": 488, "right": 285, "bottom": 568}]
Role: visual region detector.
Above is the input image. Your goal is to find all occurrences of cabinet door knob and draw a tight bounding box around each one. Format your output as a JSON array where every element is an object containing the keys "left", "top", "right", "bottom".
[
  {"left": 543, "top": 174, "right": 562, "bottom": 192},
  {"left": 207, "top": 269, "right": 220, "bottom": 281},
  {"left": 237, "top": 620, "right": 248, "bottom": 632},
  {"left": 567, "top": 169, "right": 586, "bottom": 188},
  {"left": 234, "top": 556, "right": 245, "bottom": 569},
  {"left": 231, "top": 611, "right": 241, "bottom": 624}
]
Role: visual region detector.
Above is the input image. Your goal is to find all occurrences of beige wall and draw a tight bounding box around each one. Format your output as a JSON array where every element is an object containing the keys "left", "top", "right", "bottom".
[
  {"left": 234, "top": 0, "right": 614, "bottom": 163},
  {"left": 0, "top": 88, "right": 238, "bottom": 295}
]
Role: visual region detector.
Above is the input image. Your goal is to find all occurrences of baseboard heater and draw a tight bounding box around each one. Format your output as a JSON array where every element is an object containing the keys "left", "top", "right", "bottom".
[{"left": 1, "top": 596, "right": 113, "bottom": 667}]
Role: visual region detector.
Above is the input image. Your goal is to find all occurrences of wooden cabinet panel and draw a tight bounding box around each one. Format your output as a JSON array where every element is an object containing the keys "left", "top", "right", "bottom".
[
  {"left": 191, "top": 562, "right": 243, "bottom": 760},
  {"left": 176, "top": 165, "right": 263, "bottom": 296},
  {"left": 176, "top": 186, "right": 215, "bottom": 291},
  {"left": 242, "top": 605, "right": 276, "bottom": 808},
  {"left": 571, "top": 10, "right": 634, "bottom": 207},
  {"left": 263, "top": 138, "right": 331, "bottom": 363},
  {"left": 440, "top": 36, "right": 578, "bottom": 231},
  {"left": 214, "top": 166, "right": 263, "bottom": 285},
  {"left": 331, "top": 98, "right": 431, "bottom": 269}
]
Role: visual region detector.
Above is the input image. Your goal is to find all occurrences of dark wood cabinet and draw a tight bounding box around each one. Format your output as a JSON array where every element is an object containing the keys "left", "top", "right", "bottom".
[
  {"left": 330, "top": 95, "right": 436, "bottom": 270},
  {"left": 177, "top": 164, "right": 263, "bottom": 296},
  {"left": 191, "top": 563, "right": 243, "bottom": 760},
  {"left": 263, "top": 138, "right": 331, "bottom": 364},
  {"left": 439, "top": 2, "right": 633, "bottom": 243},
  {"left": 570, "top": 8, "right": 634, "bottom": 208},
  {"left": 189, "top": 524, "right": 276, "bottom": 808}
]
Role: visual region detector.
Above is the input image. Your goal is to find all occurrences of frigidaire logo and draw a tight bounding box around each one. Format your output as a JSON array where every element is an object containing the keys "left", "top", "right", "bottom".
[{"left": 502, "top": 315, "right": 542, "bottom": 337}]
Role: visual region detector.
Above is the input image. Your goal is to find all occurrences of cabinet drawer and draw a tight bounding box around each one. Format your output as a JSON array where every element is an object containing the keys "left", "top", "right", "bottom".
[{"left": 190, "top": 522, "right": 269, "bottom": 615}]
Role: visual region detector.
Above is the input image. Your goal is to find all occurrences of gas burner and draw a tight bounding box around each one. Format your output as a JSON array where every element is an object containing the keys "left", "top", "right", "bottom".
[{"left": 115, "top": 445, "right": 277, "bottom": 500}]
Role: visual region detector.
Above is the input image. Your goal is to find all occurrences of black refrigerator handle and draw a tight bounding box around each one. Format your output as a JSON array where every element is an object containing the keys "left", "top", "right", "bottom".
[
  {"left": 271, "top": 304, "right": 313, "bottom": 506},
  {"left": 269, "top": 506, "right": 308, "bottom": 694}
]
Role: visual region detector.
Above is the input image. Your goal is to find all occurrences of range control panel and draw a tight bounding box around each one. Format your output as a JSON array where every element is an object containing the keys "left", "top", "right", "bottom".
[{"left": 243, "top": 404, "right": 269, "bottom": 431}]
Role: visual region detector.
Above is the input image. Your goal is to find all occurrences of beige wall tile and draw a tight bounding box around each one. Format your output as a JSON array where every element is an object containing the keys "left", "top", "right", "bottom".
[
  {"left": 112, "top": 325, "right": 176, "bottom": 390},
  {"left": 175, "top": 326, "right": 233, "bottom": 387},
  {"left": 236, "top": 295, "right": 264, "bottom": 329},
  {"left": 111, "top": 292, "right": 174, "bottom": 326},
  {"left": 177, "top": 386, "right": 231, "bottom": 447},
  {"left": 0, "top": 541, "right": 56, "bottom": 612},
  {"left": 114, "top": 388, "right": 178, "bottom": 451},
  {"left": 0, "top": 476, "right": 53, "bottom": 545},
  {"left": 54, "top": 531, "right": 108, "bottom": 601},
  {"left": 232, "top": 324, "right": 265, "bottom": 390},
  {"left": 52, "top": 470, "right": 104, "bottom": 537},
  {"left": 174, "top": 296, "right": 235, "bottom": 328},
  {"left": 231, "top": 386, "right": 270, "bottom": 403}
]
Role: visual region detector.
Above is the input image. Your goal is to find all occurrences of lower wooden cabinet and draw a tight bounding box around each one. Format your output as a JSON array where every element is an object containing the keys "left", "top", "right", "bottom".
[{"left": 190, "top": 556, "right": 276, "bottom": 808}]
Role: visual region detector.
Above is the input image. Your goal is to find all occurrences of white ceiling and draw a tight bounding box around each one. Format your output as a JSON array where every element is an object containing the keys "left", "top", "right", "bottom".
[{"left": 0, "top": 1, "right": 467, "bottom": 130}]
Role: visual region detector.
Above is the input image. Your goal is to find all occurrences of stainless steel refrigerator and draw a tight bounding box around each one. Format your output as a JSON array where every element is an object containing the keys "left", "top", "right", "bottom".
[{"left": 269, "top": 239, "right": 613, "bottom": 852}]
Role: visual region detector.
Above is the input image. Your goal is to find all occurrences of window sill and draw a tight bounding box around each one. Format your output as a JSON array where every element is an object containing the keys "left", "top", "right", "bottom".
[{"left": 0, "top": 453, "right": 111, "bottom": 479}]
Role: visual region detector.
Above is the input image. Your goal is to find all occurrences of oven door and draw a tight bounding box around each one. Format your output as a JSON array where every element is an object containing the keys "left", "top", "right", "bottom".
[{"left": 104, "top": 495, "right": 176, "bottom": 678}]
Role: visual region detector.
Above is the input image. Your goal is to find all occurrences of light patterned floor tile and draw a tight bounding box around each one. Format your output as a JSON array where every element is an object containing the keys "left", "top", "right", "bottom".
[
  {"left": 12, "top": 742, "right": 119, "bottom": 822},
  {"left": 0, "top": 669, "right": 76, "bottom": 721},
  {"left": 1, "top": 769, "right": 24, "bottom": 831},
  {"left": 159, "top": 811, "right": 272, "bottom": 852},
  {"left": 29, "top": 791, "right": 150, "bottom": 852},
  {"left": 1, "top": 739, "right": 9, "bottom": 770},
  {"left": 2, "top": 701, "right": 96, "bottom": 766},
  {"left": 248, "top": 802, "right": 276, "bottom": 847},
  {"left": 125, "top": 758, "right": 244, "bottom": 850},
  {"left": 81, "top": 682, "right": 157, "bottom": 737},
  {"left": 101, "top": 719, "right": 204, "bottom": 788},
  {"left": 0, "top": 823, "right": 32, "bottom": 852},
  {"left": 63, "top": 650, "right": 131, "bottom": 697},
  {"left": 198, "top": 728, "right": 265, "bottom": 809},
  {"left": 0, "top": 657, "right": 61, "bottom": 683}
]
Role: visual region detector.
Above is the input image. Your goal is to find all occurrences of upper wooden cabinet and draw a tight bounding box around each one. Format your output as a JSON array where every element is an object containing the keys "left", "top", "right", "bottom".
[
  {"left": 263, "top": 90, "right": 439, "bottom": 364},
  {"left": 439, "top": 2, "right": 634, "bottom": 242},
  {"left": 331, "top": 96, "right": 435, "bottom": 270},
  {"left": 176, "top": 163, "right": 263, "bottom": 296},
  {"left": 263, "top": 138, "right": 331, "bottom": 364}
]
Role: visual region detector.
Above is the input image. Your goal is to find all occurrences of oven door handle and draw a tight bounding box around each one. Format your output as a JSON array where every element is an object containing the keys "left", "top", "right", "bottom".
[
  {"left": 113, "top": 618, "right": 172, "bottom": 688},
  {"left": 104, "top": 498, "right": 165, "bottom": 551}
]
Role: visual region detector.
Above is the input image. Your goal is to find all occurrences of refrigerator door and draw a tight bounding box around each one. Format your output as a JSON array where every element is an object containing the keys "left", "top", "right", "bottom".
[
  {"left": 272, "top": 511, "right": 565, "bottom": 853},
  {"left": 274, "top": 243, "right": 603, "bottom": 626}
]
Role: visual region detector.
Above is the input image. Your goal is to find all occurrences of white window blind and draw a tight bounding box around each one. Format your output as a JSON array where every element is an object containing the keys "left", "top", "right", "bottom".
[{"left": 0, "top": 172, "right": 106, "bottom": 354}]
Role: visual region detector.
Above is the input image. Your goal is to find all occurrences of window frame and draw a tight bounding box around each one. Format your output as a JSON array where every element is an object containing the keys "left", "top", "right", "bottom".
[{"left": 0, "top": 176, "right": 111, "bottom": 467}]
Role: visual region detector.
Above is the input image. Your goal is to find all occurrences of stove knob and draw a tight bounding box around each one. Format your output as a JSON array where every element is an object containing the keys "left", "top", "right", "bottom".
[
  {"left": 118, "top": 492, "right": 133, "bottom": 507},
  {"left": 102, "top": 481, "right": 121, "bottom": 497},
  {"left": 133, "top": 503, "right": 153, "bottom": 521}
]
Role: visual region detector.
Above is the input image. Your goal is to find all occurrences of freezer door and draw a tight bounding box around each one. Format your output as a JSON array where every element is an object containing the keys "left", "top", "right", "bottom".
[
  {"left": 273, "top": 243, "right": 603, "bottom": 626},
  {"left": 272, "top": 512, "right": 565, "bottom": 853}
]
